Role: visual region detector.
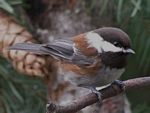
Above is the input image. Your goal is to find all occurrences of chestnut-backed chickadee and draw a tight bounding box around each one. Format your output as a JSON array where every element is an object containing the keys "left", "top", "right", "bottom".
[{"left": 9, "top": 27, "right": 135, "bottom": 99}]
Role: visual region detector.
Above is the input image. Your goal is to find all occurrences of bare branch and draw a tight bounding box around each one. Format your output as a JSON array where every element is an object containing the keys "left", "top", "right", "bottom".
[{"left": 46, "top": 77, "right": 150, "bottom": 113}]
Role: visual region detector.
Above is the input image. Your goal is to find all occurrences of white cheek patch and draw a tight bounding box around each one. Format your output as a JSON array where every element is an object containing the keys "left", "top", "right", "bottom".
[{"left": 85, "top": 31, "right": 123, "bottom": 53}]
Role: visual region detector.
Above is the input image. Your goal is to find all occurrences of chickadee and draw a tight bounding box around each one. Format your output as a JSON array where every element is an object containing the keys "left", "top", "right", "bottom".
[{"left": 9, "top": 27, "right": 135, "bottom": 99}]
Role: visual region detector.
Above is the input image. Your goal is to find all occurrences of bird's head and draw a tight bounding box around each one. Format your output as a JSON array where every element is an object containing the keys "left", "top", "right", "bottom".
[{"left": 83, "top": 27, "right": 135, "bottom": 68}]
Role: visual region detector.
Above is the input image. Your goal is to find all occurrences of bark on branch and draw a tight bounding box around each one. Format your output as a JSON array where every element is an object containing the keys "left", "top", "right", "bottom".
[{"left": 46, "top": 77, "right": 150, "bottom": 113}]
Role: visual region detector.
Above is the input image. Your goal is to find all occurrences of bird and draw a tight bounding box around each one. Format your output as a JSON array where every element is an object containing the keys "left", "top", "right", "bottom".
[{"left": 9, "top": 27, "right": 135, "bottom": 100}]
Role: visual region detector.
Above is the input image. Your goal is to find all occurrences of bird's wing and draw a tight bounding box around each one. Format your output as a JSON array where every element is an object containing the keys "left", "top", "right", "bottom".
[
  {"left": 9, "top": 40, "right": 95, "bottom": 66},
  {"left": 42, "top": 40, "right": 74, "bottom": 60},
  {"left": 43, "top": 40, "right": 95, "bottom": 65}
]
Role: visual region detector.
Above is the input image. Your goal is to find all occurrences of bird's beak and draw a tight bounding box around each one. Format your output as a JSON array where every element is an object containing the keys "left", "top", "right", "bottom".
[{"left": 123, "top": 48, "right": 135, "bottom": 54}]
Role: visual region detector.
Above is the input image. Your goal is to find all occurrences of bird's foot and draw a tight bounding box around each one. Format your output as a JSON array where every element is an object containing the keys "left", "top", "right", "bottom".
[
  {"left": 112, "top": 80, "right": 125, "bottom": 91},
  {"left": 90, "top": 87, "right": 102, "bottom": 103}
]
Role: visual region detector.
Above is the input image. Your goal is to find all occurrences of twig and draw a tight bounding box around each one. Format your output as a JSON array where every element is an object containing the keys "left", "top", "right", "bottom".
[{"left": 46, "top": 77, "right": 150, "bottom": 113}]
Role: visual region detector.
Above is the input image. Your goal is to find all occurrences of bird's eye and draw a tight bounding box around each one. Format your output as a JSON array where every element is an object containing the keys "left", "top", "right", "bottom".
[{"left": 113, "top": 41, "right": 122, "bottom": 47}]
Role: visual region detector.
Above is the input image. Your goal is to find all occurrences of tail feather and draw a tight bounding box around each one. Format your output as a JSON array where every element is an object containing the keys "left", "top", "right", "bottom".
[{"left": 9, "top": 43, "right": 48, "bottom": 54}]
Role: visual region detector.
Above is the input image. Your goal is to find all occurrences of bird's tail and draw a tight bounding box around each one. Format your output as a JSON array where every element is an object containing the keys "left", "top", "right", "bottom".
[{"left": 9, "top": 43, "right": 47, "bottom": 54}]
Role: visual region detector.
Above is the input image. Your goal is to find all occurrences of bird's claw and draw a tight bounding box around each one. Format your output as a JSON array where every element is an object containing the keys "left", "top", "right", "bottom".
[
  {"left": 112, "top": 80, "right": 125, "bottom": 91},
  {"left": 90, "top": 87, "right": 102, "bottom": 102}
]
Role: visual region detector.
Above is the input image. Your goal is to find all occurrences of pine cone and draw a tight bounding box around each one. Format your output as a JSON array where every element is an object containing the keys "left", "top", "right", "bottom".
[{"left": 0, "top": 11, "right": 53, "bottom": 78}]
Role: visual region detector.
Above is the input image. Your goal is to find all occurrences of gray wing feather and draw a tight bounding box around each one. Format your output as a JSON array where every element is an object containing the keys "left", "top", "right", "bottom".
[
  {"left": 45, "top": 40, "right": 74, "bottom": 56},
  {"left": 71, "top": 54, "right": 95, "bottom": 66},
  {"left": 9, "top": 43, "right": 47, "bottom": 54}
]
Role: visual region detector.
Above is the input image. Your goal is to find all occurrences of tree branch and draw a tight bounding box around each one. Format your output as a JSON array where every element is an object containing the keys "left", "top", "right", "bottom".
[{"left": 46, "top": 77, "right": 150, "bottom": 113}]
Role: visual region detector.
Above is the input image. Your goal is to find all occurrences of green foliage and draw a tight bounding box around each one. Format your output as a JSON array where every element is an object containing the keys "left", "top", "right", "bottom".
[
  {"left": 0, "top": 0, "right": 31, "bottom": 29},
  {"left": 0, "top": 57, "right": 46, "bottom": 113},
  {"left": 132, "top": 104, "right": 150, "bottom": 113},
  {"left": 0, "top": 1, "right": 46, "bottom": 113},
  {"left": 0, "top": 0, "right": 24, "bottom": 15}
]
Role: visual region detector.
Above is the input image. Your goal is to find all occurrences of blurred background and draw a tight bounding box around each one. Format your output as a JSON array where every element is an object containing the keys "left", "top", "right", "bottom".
[{"left": 0, "top": 0, "right": 150, "bottom": 113}]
